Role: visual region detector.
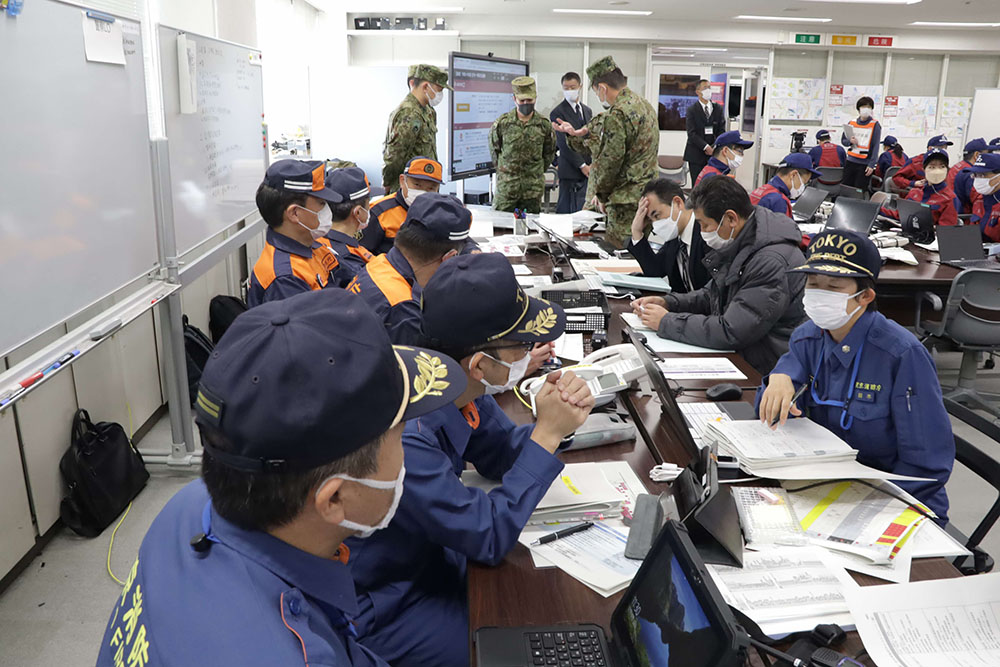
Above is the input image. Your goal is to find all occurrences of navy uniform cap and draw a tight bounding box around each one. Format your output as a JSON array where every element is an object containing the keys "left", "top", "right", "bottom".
[
  {"left": 964, "top": 138, "right": 989, "bottom": 154},
  {"left": 778, "top": 152, "right": 822, "bottom": 178},
  {"left": 194, "top": 289, "right": 464, "bottom": 473},
  {"left": 326, "top": 166, "right": 371, "bottom": 202},
  {"left": 816, "top": 129, "right": 831, "bottom": 141},
  {"left": 927, "top": 134, "right": 953, "bottom": 148},
  {"left": 402, "top": 192, "right": 472, "bottom": 243},
  {"left": 968, "top": 153, "right": 1000, "bottom": 174},
  {"left": 789, "top": 229, "right": 881, "bottom": 280},
  {"left": 882, "top": 135, "right": 898, "bottom": 147},
  {"left": 988, "top": 138, "right": 1000, "bottom": 151},
  {"left": 715, "top": 130, "right": 753, "bottom": 149},
  {"left": 421, "top": 253, "right": 567, "bottom": 348},
  {"left": 923, "top": 148, "right": 949, "bottom": 167},
  {"left": 264, "top": 159, "right": 344, "bottom": 204}
]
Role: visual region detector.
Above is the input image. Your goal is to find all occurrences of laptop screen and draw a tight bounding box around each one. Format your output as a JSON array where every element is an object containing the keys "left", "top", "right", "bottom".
[
  {"left": 938, "top": 224, "right": 985, "bottom": 262},
  {"left": 824, "top": 198, "right": 879, "bottom": 235},
  {"left": 611, "top": 523, "right": 739, "bottom": 667}
]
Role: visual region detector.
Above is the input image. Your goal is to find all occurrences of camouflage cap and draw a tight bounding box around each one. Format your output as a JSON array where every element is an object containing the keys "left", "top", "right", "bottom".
[
  {"left": 587, "top": 55, "right": 619, "bottom": 82},
  {"left": 408, "top": 63, "right": 452, "bottom": 90},
  {"left": 511, "top": 76, "right": 536, "bottom": 99}
]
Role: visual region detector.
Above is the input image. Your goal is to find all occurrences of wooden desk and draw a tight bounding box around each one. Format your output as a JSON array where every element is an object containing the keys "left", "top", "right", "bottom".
[
  {"left": 876, "top": 246, "right": 957, "bottom": 325},
  {"left": 471, "top": 250, "right": 962, "bottom": 666}
]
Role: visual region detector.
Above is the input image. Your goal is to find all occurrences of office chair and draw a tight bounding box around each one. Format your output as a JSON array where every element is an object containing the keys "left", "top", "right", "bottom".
[
  {"left": 942, "top": 398, "right": 1000, "bottom": 575},
  {"left": 815, "top": 165, "right": 843, "bottom": 197},
  {"left": 882, "top": 165, "right": 903, "bottom": 194},
  {"left": 658, "top": 155, "right": 689, "bottom": 188},
  {"left": 916, "top": 268, "right": 1000, "bottom": 420},
  {"left": 542, "top": 166, "right": 559, "bottom": 213}
]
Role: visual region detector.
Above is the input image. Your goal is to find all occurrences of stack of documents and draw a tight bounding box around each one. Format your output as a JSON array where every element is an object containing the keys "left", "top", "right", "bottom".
[
  {"left": 597, "top": 272, "right": 672, "bottom": 292},
  {"left": 570, "top": 258, "right": 641, "bottom": 276},
  {"left": 478, "top": 235, "right": 526, "bottom": 257},
  {"left": 528, "top": 462, "right": 624, "bottom": 524}
]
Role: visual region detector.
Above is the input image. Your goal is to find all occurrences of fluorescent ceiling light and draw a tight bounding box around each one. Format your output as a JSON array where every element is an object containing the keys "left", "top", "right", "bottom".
[
  {"left": 553, "top": 8, "right": 653, "bottom": 16},
  {"left": 654, "top": 53, "right": 696, "bottom": 57},
  {"left": 735, "top": 15, "right": 833, "bottom": 23},
  {"left": 363, "top": 5, "right": 464, "bottom": 11},
  {"left": 910, "top": 21, "right": 1000, "bottom": 27},
  {"left": 800, "top": 0, "right": 919, "bottom": 4},
  {"left": 659, "top": 47, "right": 728, "bottom": 52}
]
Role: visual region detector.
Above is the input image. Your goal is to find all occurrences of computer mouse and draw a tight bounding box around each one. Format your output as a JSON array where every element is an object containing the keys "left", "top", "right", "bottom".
[{"left": 706, "top": 383, "right": 743, "bottom": 402}]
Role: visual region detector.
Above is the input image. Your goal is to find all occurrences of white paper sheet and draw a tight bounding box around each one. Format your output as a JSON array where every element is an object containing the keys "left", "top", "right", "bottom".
[
  {"left": 516, "top": 276, "right": 554, "bottom": 290},
  {"left": 708, "top": 547, "right": 856, "bottom": 638},
  {"left": 571, "top": 258, "right": 641, "bottom": 275},
  {"left": 512, "top": 264, "right": 532, "bottom": 275},
  {"left": 82, "top": 11, "right": 126, "bottom": 65},
  {"left": 657, "top": 357, "right": 746, "bottom": 380},
  {"left": 742, "top": 460, "right": 934, "bottom": 482},
  {"left": 469, "top": 216, "right": 495, "bottom": 239},
  {"left": 528, "top": 521, "right": 640, "bottom": 596},
  {"left": 620, "top": 313, "right": 735, "bottom": 353},
  {"left": 553, "top": 333, "right": 584, "bottom": 363},
  {"left": 844, "top": 573, "right": 1000, "bottom": 667},
  {"left": 538, "top": 213, "right": 576, "bottom": 240}
]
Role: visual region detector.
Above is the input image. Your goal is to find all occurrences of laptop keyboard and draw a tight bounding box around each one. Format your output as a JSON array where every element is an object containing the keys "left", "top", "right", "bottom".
[{"left": 526, "top": 630, "right": 608, "bottom": 667}]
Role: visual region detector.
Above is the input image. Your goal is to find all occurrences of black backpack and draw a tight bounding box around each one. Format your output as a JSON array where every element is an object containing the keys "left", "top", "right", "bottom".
[
  {"left": 209, "top": 295, "right": 248, "bottom": 344},
  {"left": 59, "top": 410, "right": 149, "bottom": 537},
  {"left": 183, "top": 315, "right": 214, "bottom": 406}
]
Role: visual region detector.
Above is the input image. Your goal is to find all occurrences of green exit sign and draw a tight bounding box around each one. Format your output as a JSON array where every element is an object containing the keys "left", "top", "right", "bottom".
[{"left": 795, "top": 33, "right": 822, "bottom": 44}]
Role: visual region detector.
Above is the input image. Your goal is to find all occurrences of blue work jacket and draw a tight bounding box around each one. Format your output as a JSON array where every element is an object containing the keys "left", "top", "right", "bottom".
[
  {"left": 756, "top": 310, "right": 954, "bottom": 521},
  {"left": 96, "top": 480, "right": 385, "bottom": 667},
  {"left": 346, "top": 247, "right": 423, "bottom": 345}
]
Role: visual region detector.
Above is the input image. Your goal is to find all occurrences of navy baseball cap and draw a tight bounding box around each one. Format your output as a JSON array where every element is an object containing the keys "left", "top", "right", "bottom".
[
  {"left": 790, "top": 229, "right": 881, "bottom": 280},
  {"left": 968, "top": 153, "right": 1000, "bottom": 174},
  {"left": 987, "top": 138, "right": 1000, "bottom": 151},
  {"left": 194, "top": 289, "right": 464, "bottom": 473},
  {"left": 402, "top": 192, "right": 472, "bottom": 243},
  {"left": 964, "top": 138, "right": 989, "bottom": 154},
  {"left": 326, "top": 166, "right": 371, "bottom": 202},
  {"left": 421, "top": 253, "right": 567, "bottom": 348},
  {"left": 816, "top": 129, "right": 831, "bottom": 141},
  {"left": 778, "top": 153, "right": 822, "bottom": 178},
  {"left": 715, "top": 130, "right": 754, "bottom": 149},
  {"left": 923, "top": 148, "right": 950, "bottom": 167},
  {"left": 263, "top": 159, "right": 343, "bottom": 204},
  {"left": 927, "top": 134, "right": 953, "bottom": 148},
  {"left": 882, "top": 135, "right": 898, "bottom": 147}
]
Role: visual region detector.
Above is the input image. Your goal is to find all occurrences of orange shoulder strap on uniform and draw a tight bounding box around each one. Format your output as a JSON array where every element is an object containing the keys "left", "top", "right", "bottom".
[
  {"left": 460, "top": 402, "right": 481, "bottom": 430},
  {"left": 252, "top": 242, "right": 279, "bottom": 289},
  {"left": 363, "top": 255, "right": 413, "bottom": 306},
  {"left": 379, "top": 205, "right": 408, "bottom": 239},
  {"left": 348, "top": 244, "right": 375, "bottom": 263}
]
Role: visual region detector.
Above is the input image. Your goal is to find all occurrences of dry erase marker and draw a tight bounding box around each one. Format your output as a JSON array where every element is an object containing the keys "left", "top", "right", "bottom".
[
  {"left": 18, "top": 372, "right": 43, "bottom": 389},
  {"left": 530, "top": 521, "right": 594, "bottom": 546}
]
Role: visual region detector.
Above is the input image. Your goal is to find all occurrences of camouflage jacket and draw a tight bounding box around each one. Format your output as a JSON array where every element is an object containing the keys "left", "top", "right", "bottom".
[
  {"left": 382, "top": 93, "right": 438, "bottom": 191},
  {"left": 569, "top": 87, "right": 657, "bottom": 206},
  {"left": 488, "top": 109, "right": 557, "bottom": 201}
]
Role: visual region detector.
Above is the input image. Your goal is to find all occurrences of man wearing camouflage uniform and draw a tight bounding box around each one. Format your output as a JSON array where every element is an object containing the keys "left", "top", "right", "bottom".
[
  {"left": 554, "top": 56, "right": 658, "bottom": 248},
  {"left": 382, "top": 64, "right": 451, "bottom": 193},
  {"left": 488, "top": 76, "right": 557, "bottom": 213}
]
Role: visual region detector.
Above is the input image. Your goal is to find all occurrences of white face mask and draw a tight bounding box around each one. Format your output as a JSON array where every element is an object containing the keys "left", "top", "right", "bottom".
[
  {"left": 317, "top": 463, "right": 406, "bottom": 539},
  {"left": 859, "top": 107, "right": 872, "bottom": 120},
  {"left": 974, "top": 175, "right": 999, "bottom": 196},
  {"left": 595, "top": 86, "right": 611, "bottom": 110},
  {"left": 925, "top": 166, "right": 948, "bottom": 185},
  {"left": 402, "top": 184, "right": 426, "bottom": 208},
  {"left": 476, "top": 351, "right": 531, "bottom": 396},
  {"left": 295, "top": 204, "right": 333, "bottom": 241},
  {"left": 804, "top": 288, "right": 864, "bottom": 331},
  {"left": 789, "top": 172, "right": 807, "bottom": 200},
  {"left": 651, "top": 202, "right": 682, "bottom": 242},
  {"left": 727, "top": 149, "right": 744, "bottom": 170},
  {"left": 699, "top": 88, "right": 712, "bottom": 102},
  {"left": 702, "top": 218, "right": 736, "bottom": 250},
  {"left": 426, "top": 85, "right": 444, "bottom": 107},
  {"left": 358, "top": 206, "right": 371, "bottom": 231},
  {"left": 563, "top": 89, "right": 580, "bottom": 104}
]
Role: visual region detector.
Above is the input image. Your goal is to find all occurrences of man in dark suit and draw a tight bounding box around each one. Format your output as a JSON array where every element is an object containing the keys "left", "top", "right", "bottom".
[
  {"left": 626, "top": 178, "right": 710, "bottom": 294},
  {"left": 684, "top": 80, "right": 727, "bottom": 186},
  {"left": 549, "top": 71, "right": 593, "bottom": 213}
]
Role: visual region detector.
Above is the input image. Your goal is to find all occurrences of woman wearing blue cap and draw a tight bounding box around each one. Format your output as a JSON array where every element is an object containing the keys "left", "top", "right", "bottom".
[
  {"left": 874, "top": 136, "right": 910, "bottom": 185},
  {"left": 757, "top": 230, "right": 954, "bottom": 523}
]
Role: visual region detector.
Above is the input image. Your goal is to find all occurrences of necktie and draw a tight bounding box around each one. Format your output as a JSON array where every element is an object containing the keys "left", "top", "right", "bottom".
[
  {"left": 705, "top": 103, "right": 711, "bottom": 120},
  {"left": 575, "top": 104, "right": 582, "bottom": 124},
  {"left": 677, "top": 242, "right": 692, "bottom": 292}
]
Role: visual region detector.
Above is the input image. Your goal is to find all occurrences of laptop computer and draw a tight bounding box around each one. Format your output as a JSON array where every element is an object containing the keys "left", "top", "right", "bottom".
[
  {"left": 792, "top": 186, "right": 827, "bottom": 223},
  {"left": 835, "top": 184, "right": 865, "bottom": 201},
  {"left": 475, "top": 521, "right": 748, "bottom": 667},
  {"left": 824, "top": 198, "right": 880, "bottom": 235},
  {"left": 937, "top": 224, "right": 1000, "bottom": 270},
  {"left": 895, "top": 198, "right": 935, "bottom": 243}
]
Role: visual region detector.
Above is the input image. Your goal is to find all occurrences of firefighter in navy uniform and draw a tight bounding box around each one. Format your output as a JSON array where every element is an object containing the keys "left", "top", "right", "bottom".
[
  {"left": 808, "top": 129, "right": 846, "bottom": 168},
  {"left": 96, "top": 288, "right": 465, "bottom": 666},
  {"left": 324, "top": 166, "right": 376, "bottom": 287},
  {"left": 750, "top": 153, "right": 821, "bottom": 218},
  {"left": 247, "top": 160, "right": 343, "bottom": 307},
  {"left": 758, "top": 230, "right": 954, "bottom": 522},
  {"left": 347, "top": 193, "right": 471, "bottom": 345},
  {"left": 362, "top": 156, "right": 444, "bottom": 256}
]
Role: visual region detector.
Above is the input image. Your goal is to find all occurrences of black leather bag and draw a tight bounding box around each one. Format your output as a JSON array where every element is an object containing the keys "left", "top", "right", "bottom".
[
  {"left": 209, "top": 295, "right": 248, "bottom": 344},
  {"left": 59, "top": 409, "right": 149, "bottom": 537}
]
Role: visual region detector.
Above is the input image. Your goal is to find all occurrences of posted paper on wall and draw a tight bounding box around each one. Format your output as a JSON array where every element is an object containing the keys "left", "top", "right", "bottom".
[{"left": 81, "top": 11, "right": 125, "bottom": 65}]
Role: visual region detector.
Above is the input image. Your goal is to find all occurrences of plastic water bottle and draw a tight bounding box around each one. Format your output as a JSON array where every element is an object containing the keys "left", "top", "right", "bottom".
[{"left": 7, "top": 0, "right": 24, "bottom": 16}]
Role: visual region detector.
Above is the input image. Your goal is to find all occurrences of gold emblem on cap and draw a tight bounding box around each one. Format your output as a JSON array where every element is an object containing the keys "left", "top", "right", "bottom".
[
  {"left": 518, "top": 306, "right": 558, "bottom": 336},
  {"left": 410, "top": 352, "right": 450, "bottom": 404}
]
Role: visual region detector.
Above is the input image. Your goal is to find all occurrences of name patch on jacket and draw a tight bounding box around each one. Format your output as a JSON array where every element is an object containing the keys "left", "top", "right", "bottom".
[{"left": 854, "top": 381, "right": 882, "bottom": 403}]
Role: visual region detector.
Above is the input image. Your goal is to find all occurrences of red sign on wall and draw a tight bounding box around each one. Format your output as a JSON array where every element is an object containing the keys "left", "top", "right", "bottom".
[{"left": 867, "top": 36, "right": 894, "bottom": 47}]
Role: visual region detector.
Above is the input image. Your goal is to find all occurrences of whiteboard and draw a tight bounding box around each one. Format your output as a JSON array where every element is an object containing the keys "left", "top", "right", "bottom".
[
  {"left": 0, "top": 0, "right": 159, "bottom": 358},
  {"left": 966, "top": 88, "right": 1000, "bottom": 148},
  {"left": 158, "top": 26, "right": 266, "bottom": 255}
]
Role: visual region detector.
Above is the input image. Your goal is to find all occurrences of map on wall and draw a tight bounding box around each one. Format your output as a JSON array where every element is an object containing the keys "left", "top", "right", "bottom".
[
  {"left": 768, "top": 77, "right": 826, "bottom": 121},
  {"left": 938, "top": 96, "right": 973, "bottom": 139},
  {"left": 826, "top": 84, "right": 884, "bottom": 127},
  {"left": 884, "top": 96, "right": 938, "bottom": 137}
]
